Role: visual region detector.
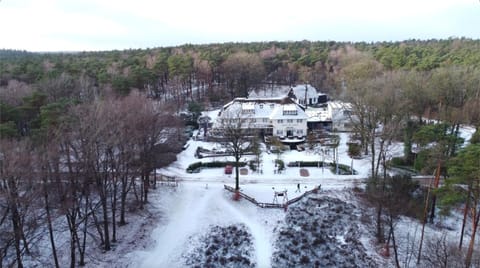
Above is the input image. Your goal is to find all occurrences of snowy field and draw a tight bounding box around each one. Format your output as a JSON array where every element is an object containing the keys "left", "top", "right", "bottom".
[{"left": 107, "top": 126, "right": 476, "bottom": 267}]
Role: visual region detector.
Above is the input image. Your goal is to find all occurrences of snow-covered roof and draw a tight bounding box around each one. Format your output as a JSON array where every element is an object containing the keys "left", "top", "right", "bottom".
[
  {"left": 283, "top": 104, "right": 297, "bottom": 112},
  {"left": 291, "top": 84, "right": 319, "bottom": 100},
  {"left": 248, "top": 84, "right": 324, "bottom": 100},
  {"left": 305, "top": 107, "right": 332, "bottom": 122},
  {"left": 242, "top": 102, "right": 255, "bottom": 111},
  {"left": 248, "top": 85, "right": 291, "bottom": 98},
  {"left": 328, "top": 101, "right": 352, "bottom": 110},
  {"left": 218, "top": 97, "right": 307, "bottom": 121},
  {"left": 201, "top": 109, "right": 220, "bottom": 122},
  {"left": 269, "top": 105, "right": 308, "bottom": 120}
]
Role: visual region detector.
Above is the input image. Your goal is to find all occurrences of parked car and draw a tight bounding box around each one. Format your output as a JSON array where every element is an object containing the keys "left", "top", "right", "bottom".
[{"left": 224, "top": 165, "right": 233, "bottom": 174}]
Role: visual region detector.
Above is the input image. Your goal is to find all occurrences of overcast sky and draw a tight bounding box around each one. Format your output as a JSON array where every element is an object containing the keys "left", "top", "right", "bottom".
[{"left": 1, "top": 0, "right": 479, "bottom": 52}]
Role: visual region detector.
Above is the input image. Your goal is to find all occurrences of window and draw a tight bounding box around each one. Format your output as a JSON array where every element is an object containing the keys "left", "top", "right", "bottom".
[
  {"left": 263, "top": 118, "right": 268, "bottom": 123},
  {"left": 260, "top": 104, "right": 263, "bottom": 109},
  {"left": 297, "top": 129, "right": 304, "bottom": 135},
  {"left": 250, "top": 118, "right": 256, "bottom": 123},
  {"left": 270, "top": 104, "right": 275, "bottom": 109},
  {"left": 297, "top": 119, "right": 302, "bottom": 123},
  {"left": 283, "top": 110, "right": 298, "bottom": 115},
  {"left": 276, "top": 130, "right": 283, "bottom": 135},
  {"left": 287, "top": 119, "right": 293, "bottom": 123},
  {"left": 278, "top": 119, "right": 283, "bottom": 123}
]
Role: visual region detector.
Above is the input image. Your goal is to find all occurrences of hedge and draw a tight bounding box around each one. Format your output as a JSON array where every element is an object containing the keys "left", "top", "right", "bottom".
[
  {"left": 275, "top": 159, "right": 285, "bottom": 170},
  {"left": 287, "top": 161, "right": 327, "bottom": 167},
  {"left": 186, "top": 161, "right": 247, "bottom": 173},
  {"left": 330, "top": 163, "right": 357, "bottom": 175},
  {"left": 287, "top": 161, "right": 357, "bottom": 175}
]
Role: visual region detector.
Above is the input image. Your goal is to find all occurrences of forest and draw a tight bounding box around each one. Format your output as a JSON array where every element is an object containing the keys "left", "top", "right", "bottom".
[{"left": 1, "top": 38, "right": 480, "bottom": 267}]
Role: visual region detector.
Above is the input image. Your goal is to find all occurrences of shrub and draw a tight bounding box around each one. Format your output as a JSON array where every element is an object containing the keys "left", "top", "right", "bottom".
[
  {"left": 414, "top": 149, "right": 430, "bottom": 173},
  {"left": 287, "top": 161, "right": 326, "bottom": 167},
  {"left": 470, "top": 129, "right": 480, "bottom": 144},
  {"left": 186, "top": 161, "right": 247, "bottom": 173},
  {"left": 330, "top": 163, "right": 357, "bottom": 175},
  {"left": 186, "top": 161, "right": 203, "bottom": 173},
  {"left": 248, "top": 160, "right": 257, "bottom": 171},
  {"left": 347, "top": 142, "right": 362, "bottom": 158},
  {"left": 202, "top": 161, "right": 246, "bottom": 168},
  {"left": 391, "top": 157, "right": 407, "bottom": 166},
  {"left": 275, "top": 159, "right": 285, "bottom": 170}
]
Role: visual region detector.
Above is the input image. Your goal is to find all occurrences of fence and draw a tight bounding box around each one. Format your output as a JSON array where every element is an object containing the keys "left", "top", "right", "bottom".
[
  {"left": 223, "top": 184, "right": 321, "bottom": 209},
  {"left": 158, "top": 174, "right": 178, "bottom": 187}
]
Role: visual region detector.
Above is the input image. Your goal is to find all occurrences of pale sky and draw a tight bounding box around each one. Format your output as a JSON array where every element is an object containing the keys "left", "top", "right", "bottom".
[{"left": 0, "top": 0, "right": 479, "bottom": 52}]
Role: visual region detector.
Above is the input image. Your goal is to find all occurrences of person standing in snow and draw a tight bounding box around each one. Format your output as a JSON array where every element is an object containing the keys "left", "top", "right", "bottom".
[{"left": 296, "top": 183, "right": 301, "bottom": 193}]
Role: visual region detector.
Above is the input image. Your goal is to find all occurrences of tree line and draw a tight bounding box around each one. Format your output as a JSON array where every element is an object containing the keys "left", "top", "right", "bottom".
[{"left": 1, "top": 38, "right": 480, "bottom": 109}]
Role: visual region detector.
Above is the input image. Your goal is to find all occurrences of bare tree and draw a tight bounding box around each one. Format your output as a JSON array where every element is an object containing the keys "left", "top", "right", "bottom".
[
  {"left": 422, "top": 233, "right": 466, "bottom": 268},
  {"left": 216, "top": 108, "right": 254, "bottom": 192},
  {"left": 0, "top": 139, "right": 40, "bottom": 268}
]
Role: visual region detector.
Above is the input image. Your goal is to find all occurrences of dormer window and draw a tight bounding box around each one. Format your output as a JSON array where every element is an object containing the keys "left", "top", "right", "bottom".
[
  {"left": 242, "top": 103, "right": 255, "bottom": 114},
  {"left": 283, "top": 104, "right": 298, "bottom": 115}
]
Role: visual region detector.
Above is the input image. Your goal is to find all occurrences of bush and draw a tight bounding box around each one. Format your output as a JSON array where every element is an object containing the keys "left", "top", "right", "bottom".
[
  {"left": 186, "top": 161, "right": 247, "bottom": 173},
  {"left": 275, "top": 159, "right": 285, "bottom": 170},
  {"left": 287, "top": 161, "right": 326, "bottom": 167},
  {"left": 470, "top": 129, "right": 480, "bottom": 144},
  {"left": 330, "top": 163, "right": 357, "bottom": 175},
  {"left": 186, "top": 161, "right": 203, "bottom": 173},
  {"left": 414, "top": 149, "right": 431, "bottom": 173},
  {"left": 248, "top": 160, "right": 257, "bottom": 171},
  {"left": 347, "top": 142, "right": 362, "bottom": 158},
  {"left": 391, "top": 157, "right": 408, "bottom": 166}
]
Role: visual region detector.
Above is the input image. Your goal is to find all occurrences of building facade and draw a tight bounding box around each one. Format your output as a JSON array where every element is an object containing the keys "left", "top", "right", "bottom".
[{"left": 213, "top": 97, "right": 308, "bottom": 141}]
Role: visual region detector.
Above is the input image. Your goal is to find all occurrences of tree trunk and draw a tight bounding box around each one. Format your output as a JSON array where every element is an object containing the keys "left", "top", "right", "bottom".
[
  {"left": 459, "top": 187, "right": 471, "bottom": 249},
  {"left": 465, "top": 206, "right": 480, "bottom": 268},
  {"left": 119, "top": 176, "right": 128, "bottom": 225},
  {"left": 89, "top": 202, "right": 104, "bottom": 245},
  {"left": 44, "top": 185, "right": 60, "bottom": 268},
  {"left": 101, "top": 186, "right": 111, "bottom": 251},
  {"left": 235, "top": 156, "right": 240, "bottom": 191},
  {"left": 111, "top": 178, "right": 117, "bottom": 243},
  {"left": 11, "top": 205, "right": 24, "bottom": 268},
  {"left": 7, "top": 177, "right": 24, "bottom": 268},
  {"left": 429, "top": 162, "right": 442, "bottom": 223},
  {"left": 143, "top": 173, "right": 149, "bottom": 204},
  {"left": 78, "top": 195, "right": 88, "bottom": 266},
  {"left": 417, "top": 180, "right": 432, "bottom": 265},
  {"left": 376, "top": 203, "right": 384, "bottom": 243},
  {"left": 66, "top": 214, "right": 77, "bottom": 268},
  {"left": 389, "top": 216, "right": 400, "bottom": 268}
]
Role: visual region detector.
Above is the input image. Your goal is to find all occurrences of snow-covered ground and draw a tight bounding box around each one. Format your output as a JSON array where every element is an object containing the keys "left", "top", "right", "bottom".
[
  {"left": 120, "top": 131, "right": 381, "bottom": 267},
  {"left": 118, "top": 126, "right": 475, "bottom": 268}
]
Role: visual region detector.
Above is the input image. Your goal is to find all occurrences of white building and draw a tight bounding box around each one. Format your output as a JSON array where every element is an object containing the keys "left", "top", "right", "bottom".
[
  {"left": 249, "top": 84, "right": 327, "bottom": 107},
  {"left": 328, "top": 101, "right": 354, "bottom": 132},
  {"left": 213, "top": 97, "right": 308, "bottom": 142},
  {"left": 290, "top": 84, "right": 323, "bottom": 106}
]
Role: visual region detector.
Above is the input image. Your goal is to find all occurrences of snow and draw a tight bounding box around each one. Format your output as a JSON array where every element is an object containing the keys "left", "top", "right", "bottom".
[
  {"left": 135, "top": 183, "right": 284, "bottom": 268},
  {"left": 128, "top": 130, "right": 382, "bottom": 267},
  {"left": 459, "top": 124, "right": 476, "bottom": 146},
  {"left": 103, "top": 125, "right": 475, "bottom": 267}
]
